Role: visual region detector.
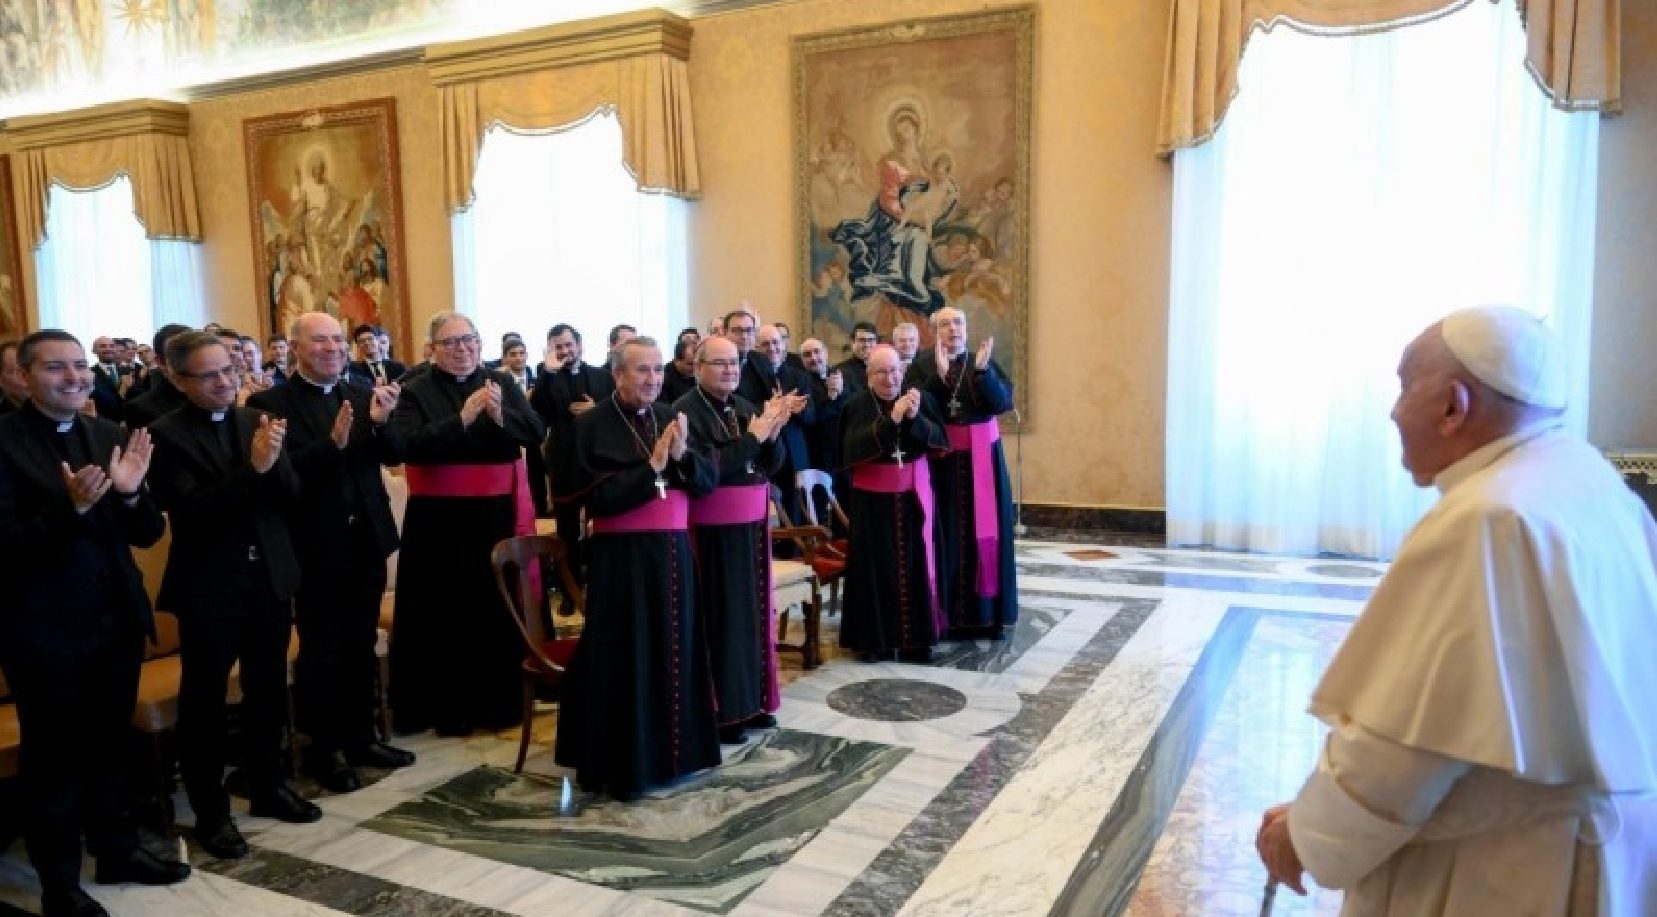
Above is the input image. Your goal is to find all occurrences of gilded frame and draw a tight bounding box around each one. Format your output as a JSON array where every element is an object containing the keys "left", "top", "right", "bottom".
[
  {"left": 793, "top": 6, "right": 1034, "bottom": 426},
  {"left": 243, "top": 97, "right": 410, "bottom": 359},
  {"left": 0, "top": 154, "right": 26, "bottom": 337}
]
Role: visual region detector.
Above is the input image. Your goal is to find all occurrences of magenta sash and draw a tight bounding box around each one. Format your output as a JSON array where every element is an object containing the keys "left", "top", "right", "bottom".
[
  {"left": 945, "top": 420, "right": 1002, "bottom": 598},
  {"left": 690, "top": 483, "right": 779, "bottom": 713},
  {"left": 406, "top": 458, "right": 539, "bottom": 593},
  {"left": 851, "top": 457, "right": 944, "bottom": 633},
  {"left": 591, "top": 489, "right": 690, "bottom": 533}
]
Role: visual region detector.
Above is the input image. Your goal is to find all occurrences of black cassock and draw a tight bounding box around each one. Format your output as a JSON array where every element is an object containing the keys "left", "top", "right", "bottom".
[
  {"left": 837, "top": 388, "right": 949, "bottom": 654},
  {"left": 555, "top": 397, "right": 721, "bottom": 799},
  {"left": 388, "top": 367, "right": 545, "bottom": 734},
  {"left": 675, "top": 387, "right": 784, "bottom": 726},
  {"left": 905, "top": 351, "right": 1019, "bottom": 632}
]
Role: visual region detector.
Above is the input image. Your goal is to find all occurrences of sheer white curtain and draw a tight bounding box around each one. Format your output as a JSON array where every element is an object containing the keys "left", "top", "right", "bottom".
[
  {"left": 34, "top": 175, "right": 206, "bottom": 344},
  {"left": 452, "top": 110, "right": 688, "bottom": 364},
  {"left": 1165, "top": 0, "right": 1599, "bottom": 560}
]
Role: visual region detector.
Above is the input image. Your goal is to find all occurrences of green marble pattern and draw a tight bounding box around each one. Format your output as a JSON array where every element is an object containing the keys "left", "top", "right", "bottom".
[{"left": 363, "top": 729, "right": 908, "bottom": 913}]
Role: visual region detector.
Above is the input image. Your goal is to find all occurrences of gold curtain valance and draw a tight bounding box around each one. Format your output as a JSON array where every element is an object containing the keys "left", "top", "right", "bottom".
[
  {"left": 1158, "top": 0, "right": 1620, "bottom": 154},
  {"left": 425, "top": 8, "right": 700, "bottom": 212},
  {"left": 7, "top": 99, "right": 202, "bottom": 248}
]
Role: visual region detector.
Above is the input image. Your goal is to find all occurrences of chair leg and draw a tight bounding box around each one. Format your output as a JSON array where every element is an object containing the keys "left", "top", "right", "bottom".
[
  {"left": 804, "top": 589, "right": 822, "bottom": 669},
  {"left": 376, "top": 641, "right": 393, "bottom": 742},
  {"left": 515, "top": 679, "right": 535, "bottom": 774},
  {"left": 777, "top": 606, "right": 791, "bottom": 643}
]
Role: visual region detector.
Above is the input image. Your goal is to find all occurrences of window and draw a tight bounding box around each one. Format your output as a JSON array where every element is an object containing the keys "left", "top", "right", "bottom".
[
  {"left": 34, "top": 175, "right": 207, "bottom": 345},
  {"left": 452, "top": 111, "right": 688, "bottom": 366},
  {"left": 1165, "top": 1, "right": 1598, "bottom": 558}
]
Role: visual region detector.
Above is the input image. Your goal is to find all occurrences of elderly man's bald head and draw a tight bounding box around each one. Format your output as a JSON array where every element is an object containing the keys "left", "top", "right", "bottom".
[{"left": 867, "top": 344, "right": 904, "bottom": 399}]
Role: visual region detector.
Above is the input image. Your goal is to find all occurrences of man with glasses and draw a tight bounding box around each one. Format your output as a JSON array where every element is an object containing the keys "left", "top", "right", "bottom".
[
  {"left": 772, "top": 320, "right": 806, "bottom": 373},
  {"left": 739, "top": 323, "right": 814, "bottom": 524},
  {"left": 247, "top": 312, "right": 415, "bottom": 796},
  {"left": 834, "top": 321, "right": 880, "bottom": 394},
  {"left": 388, "top": 313, "right": 545, "bottom": 736},
  {"left": 148, "top": 331, "right": 316, "bottom": 859},
  {"left": 531, "top": 323, "right": 614, "bottom": 608},
  {"left": 555, "top": 337, "right": 719, "bottom": 801},
  {"left": 675, "top": 335, "right": 786, "bottom": 744},
  {"left": 349, "top": 324, "right": 406, "bottom": 388}
]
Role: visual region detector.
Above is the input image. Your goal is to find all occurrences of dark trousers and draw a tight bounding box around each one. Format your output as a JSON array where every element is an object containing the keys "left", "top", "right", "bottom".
[
  {"left": 0, "top": 624, "right": 143, "bottom": 892},
  {"left": 527, "top": 446, "right": 550, "bottom": 517},
  {"left": 293, "top": 525, "right": 385, "bottom": 756},
  {"left": 176, "top": 584, "right": 291, "bottom": 826},
  {"left": 553, "top": 497, "right": 587, "bottom": 586}
]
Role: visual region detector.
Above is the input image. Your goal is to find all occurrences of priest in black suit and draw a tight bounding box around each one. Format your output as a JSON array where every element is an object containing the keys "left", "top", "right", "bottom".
[
  {"left": 247, "top": 313, "right": 415, "bottom": 793},
  {"left": 739, "top": 324, "right": 815, "bottom": 525},
  {"left": 530, "top": 323, "right": 614, "bottom": 600},
  {"left": 122, "top": 324, "right": 193, "bottom": 428},
  {"left": 388, "top": 313, "right": 545, "bottom": 736},
  {"left": 832, "top": 321, "right": 879, "bottom": 394},
  {"left": 0, "top": 331, "right": 190, "bottom": 917},
  {"left": 659, "top": 336, "right": 698, "bottom": 404},
  {"left": 89, "top": 336, "right": 125, "bottom": 422},
  {"left": 148, "top": 331, "right": 318, "bottom": 861}
]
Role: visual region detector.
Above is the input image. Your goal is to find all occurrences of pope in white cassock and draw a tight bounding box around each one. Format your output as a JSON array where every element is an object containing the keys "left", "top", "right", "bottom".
[{"left": 1256, "top": 306, "right": 1657, "bottom": 916}]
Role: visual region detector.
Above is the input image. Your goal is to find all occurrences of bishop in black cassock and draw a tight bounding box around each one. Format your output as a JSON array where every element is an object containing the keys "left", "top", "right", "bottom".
[
  {"left": 675, "top": 336, "right": 786, "bottom": 743},
  {"left": 388, "top": 315, "right": 545, "bottom": 736},
  {"left": 904, "top": 309, "right": 1019, "bottom": 638},
  {"left": 556, "top": 338, "right": 720, "bottom": 801},
  {"left": 838, "top": 346, "right": 949, "bottom": 662}
]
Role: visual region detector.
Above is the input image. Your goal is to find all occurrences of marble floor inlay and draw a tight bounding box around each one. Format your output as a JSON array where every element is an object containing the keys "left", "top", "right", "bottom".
[{"left": 0, "top": 537, "right": 1384, "bottom": 916}]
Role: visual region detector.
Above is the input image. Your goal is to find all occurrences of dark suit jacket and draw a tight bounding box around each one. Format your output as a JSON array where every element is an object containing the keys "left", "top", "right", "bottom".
[
  {"left": 738, "top": 352, "right": 817, "bottom": 474},
  {"left": 530, "top": 362, "right": 615, "bottom": 497},
  {"left": 147, "top": 405, "right": 302, "bottom": 612},
  {"left": 0, "top": 409, "right": 165, "bottom": 649},
  {"left": 347, "top": 359, "right": 408, "bottom": 388},
  {"left": 247, "top": 378, "right": 403, "bottom": 564},
  {"left": 833, "top": 356, "right": 868, "bottom": 393},
  {"left": 90, "top": 363, "right": 124, "bottom": 422},
  {"left": 123, "top": 376, "right": 188, "bottom": 429}
]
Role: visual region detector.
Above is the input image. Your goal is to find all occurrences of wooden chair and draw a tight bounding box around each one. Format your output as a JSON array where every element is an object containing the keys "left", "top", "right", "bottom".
[
  {"left": 490, "top": 534, "right": 585, "bottom": 774},
  {"left": 791, "top": 469, "right": 850, "bottom": 613}
]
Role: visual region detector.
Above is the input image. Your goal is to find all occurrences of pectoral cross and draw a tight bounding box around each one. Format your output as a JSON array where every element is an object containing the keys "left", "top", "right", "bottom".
[
  {"left": 947, "top": 397, "right": 962, "bottom": 418},
  {"left": 654, "top": 473, "right": 668, "bottom": 500},
  {"left": 891, "top": 442, "right": 905, "bottom": 469}
]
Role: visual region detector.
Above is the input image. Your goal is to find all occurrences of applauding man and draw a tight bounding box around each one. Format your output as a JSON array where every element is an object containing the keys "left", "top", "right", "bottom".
[
  {"left": 148, "top": 331, "right": 314, "bottom": 860},
  {"left": 248, "top": 313, "right": 414, "bottom": 794},
  {"left": 0, "top": 331, "right": 188, "bottom": 917}
]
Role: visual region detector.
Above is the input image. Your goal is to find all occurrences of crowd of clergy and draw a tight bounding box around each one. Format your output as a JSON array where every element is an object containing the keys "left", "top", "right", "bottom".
[
  {"left": 2, "top": 301, "right": 1654, "bottom": 917},
  {"left": 0, "top": 301, "right": 1021, "bottom": 916}
]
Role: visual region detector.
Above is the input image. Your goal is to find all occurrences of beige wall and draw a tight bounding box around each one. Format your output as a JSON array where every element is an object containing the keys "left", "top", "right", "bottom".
[
  {"left": 689, "top": 0, "right": 1172, "bottom": 508},
  {"left": 1590, "top": 0, "right": 1657, "bottom": 450},
  {"left": 8, "top": 0, "right": 1654, "bottom": 505}
]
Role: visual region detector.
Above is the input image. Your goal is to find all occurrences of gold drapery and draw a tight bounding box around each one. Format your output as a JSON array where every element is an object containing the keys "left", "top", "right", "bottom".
[
  {"left": 1158, "top": 0, "right": 1620, "bottom": 154},
  {"left": 426, "top": 8, "right": 700, "bottom": 213},
  {"left": 7, "top": 99, "right": 201, "bottom": 248}
]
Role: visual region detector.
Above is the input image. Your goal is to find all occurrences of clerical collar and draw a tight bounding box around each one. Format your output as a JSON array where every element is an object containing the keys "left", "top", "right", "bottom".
[
  {"left": 21, "top": 402, "right": 76, "bottom": 433},
  {"left": 294, "top": 371, "right": 337, "bottom": 394},
  {"left": 1434, "top": 421, "right": 1562, "bottom": 495},
  {"left": 187, "top": 402, "right": 229, "bottom": 423}
]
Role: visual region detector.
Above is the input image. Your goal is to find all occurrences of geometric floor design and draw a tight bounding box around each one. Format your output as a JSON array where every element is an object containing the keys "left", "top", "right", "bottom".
[{"left": 0, "top": 537, "right": 1380, "bottom": 916}]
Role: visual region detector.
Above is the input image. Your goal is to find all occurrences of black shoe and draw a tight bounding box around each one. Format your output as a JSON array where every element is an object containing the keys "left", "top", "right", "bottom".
[
  {"left": 193, "top": 819, "right": 250, "bottom": 860},
  {"left": 900, "top": 647, "right": 934, "bottom": 664},
  {"left": 346, "top": 742, "right": 416, "bottom": 769},
  {"left": 745, "top": 713, "right": 777, "bottom": 729},
  {"left": 857, "top": 650, "right": 884, "bottom": 663},
  {"left": 717, "top": 724, "right": 747, "bottom": 744},
  {"left": 305, "top": 750, "right": 362, "bottom": 794},
  {"left": 40, "top": 885, "right": 108, "bottom": 917},
  {"left": 94, "top": 845, "right": 191, "bottom": 885},
  {"left": 248, "top": 784, "right": 322, "bottom": 823}
]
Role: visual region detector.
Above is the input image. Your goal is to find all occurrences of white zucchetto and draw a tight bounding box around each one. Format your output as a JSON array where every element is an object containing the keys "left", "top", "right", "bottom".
[{"left": 1440, "top": 305, "right": 1566, "bottom": 409}]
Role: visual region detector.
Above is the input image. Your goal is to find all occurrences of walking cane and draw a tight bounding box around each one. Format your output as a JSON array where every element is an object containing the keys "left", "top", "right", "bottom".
[{"left": 1259, "top": 879, "right": 1278, "bottom": 917}]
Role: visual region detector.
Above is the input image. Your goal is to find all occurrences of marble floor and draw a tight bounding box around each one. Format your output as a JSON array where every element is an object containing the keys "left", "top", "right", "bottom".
[{"left": 0, "top": 539, "right": 1383, "bottom": 916}]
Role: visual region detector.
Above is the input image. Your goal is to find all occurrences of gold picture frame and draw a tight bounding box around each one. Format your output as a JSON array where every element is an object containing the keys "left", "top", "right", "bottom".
[{"left": 0, "top": 154, "right": 27, "bottom": 338}]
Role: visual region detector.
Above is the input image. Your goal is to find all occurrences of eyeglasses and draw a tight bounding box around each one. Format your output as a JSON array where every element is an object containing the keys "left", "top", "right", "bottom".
[
  {"left": 434, "top": 334, "right": 480, "bottom": 349},
  {"left": 176, "top": 365, "right": 238, "bottom": 381},
  {"left": 698, "top": 358, "right": 741, "bottom": 368}
]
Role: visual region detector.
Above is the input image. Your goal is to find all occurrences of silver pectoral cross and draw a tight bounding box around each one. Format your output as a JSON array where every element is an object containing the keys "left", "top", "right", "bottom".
[
  {"left": 947, "top": 397, "right": 962, "bottom": 418},
  {"left": 654, "top": 473, "right": 668, "bottom": 500},
  {"left": 891, "top": 443, "right": 905, "bottom": 469}
]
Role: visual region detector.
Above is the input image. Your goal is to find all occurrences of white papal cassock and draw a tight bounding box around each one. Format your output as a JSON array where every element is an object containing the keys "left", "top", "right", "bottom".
[{"left": 1289, "top": 423, "right": 1657, "bottom": 917}]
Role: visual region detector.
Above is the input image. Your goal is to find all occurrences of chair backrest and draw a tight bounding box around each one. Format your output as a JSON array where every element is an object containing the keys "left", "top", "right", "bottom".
[
  {"left": 793, "top": 467, "right": 849, "bottom": 530},
  {"left": 489, "top": 534, "right": 584, "bottom": 671}
]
